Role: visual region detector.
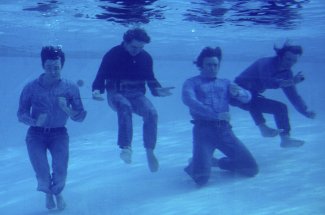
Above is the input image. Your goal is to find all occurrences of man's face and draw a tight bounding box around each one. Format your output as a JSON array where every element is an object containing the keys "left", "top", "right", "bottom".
[
  {"left": 280, "top": 51, "right": 299, "bottom": 70},
  {"left": 200, "top": 57, "right": 220, "bottom": 78},
  {"left": 124, "top": 39, "right": 146, "bottom": 56},
  {"left": 43, "top": 59, "right": 62, "bottom": 80}
]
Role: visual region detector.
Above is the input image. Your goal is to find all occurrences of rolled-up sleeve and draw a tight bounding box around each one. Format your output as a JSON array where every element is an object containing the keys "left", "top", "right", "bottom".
[
  {"left": 232, "top": 86, "right": 252, "bottom": 103},
  {"left": 282, "top": 85, "right": 308, "bottom": 116},
  {"left": 17, "top": 84, "right": 36, "bottom": 126},
  {"left": 68, "top": 84, "right": 87, "bottom": 122}
]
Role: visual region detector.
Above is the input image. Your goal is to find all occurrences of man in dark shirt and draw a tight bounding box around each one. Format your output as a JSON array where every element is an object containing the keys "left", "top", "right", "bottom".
[
  {"left": 92, "top": 28, "right": 173, "bottom": 172},
  {"left": 234, "top": 41, "right": 315, "bottom": 148}
]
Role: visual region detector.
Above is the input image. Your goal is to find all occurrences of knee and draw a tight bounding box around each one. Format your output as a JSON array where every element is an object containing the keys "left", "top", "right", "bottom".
[
  {"left": 117, "top": 104, "right": 132, "bottom": 116},
  {"left": 193, "top": 175, "right": 210, "bottom": 186},
  {"left": 240, "top": 164, "right": 259, "bottom": 177},
  {"left": 275, "top": 102, "right": 288, "bottom": 114},
  {"left": 144, "top": 108, "right": 158, "bottom": 122},
  {"left": 184, "top": 165, "right": 210, "bottom": 186}
]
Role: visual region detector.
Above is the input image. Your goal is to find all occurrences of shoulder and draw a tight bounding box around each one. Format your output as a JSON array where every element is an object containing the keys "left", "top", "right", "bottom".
[
  {"left": 60, "top": 79, "right": 79, "bottom": 90},
  {"left": 23, "top": 78, "right": 38, "bottom": 90},
  {"left": 140, "top": 50, "right": 152, "bottom": 60},
  {"left": 104, "top": 45, "right": 123, "bottom": 57},
  {"left": 184, "top": 75, "right": 201, "bottom": 85},
  {"left": 218, "top": 78, "right": 230, "bottom": 84},
  {"left": 256, "top": 57, "right": 274, "bottom": 65}
]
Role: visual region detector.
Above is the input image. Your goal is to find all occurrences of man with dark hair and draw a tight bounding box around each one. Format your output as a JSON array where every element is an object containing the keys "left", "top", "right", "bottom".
[
  {"left": 18, "top": 46, "right": 87, "bottom": 210},
  {"left": 92, "top": 27, "right": 173, "bottom": 172},
  {"left": 234, "top": 41, "right": 315, "bottom": 148},
  {"left": 183, "top": 46, "right": 258, "bottom": 186}
]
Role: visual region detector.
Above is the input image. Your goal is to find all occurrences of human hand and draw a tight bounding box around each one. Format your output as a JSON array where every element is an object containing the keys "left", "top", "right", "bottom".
[
  {"left": 229, "top": 83, "right": 241, "bottom": 97},
  {"left": 58, "top": 97, "right": 69, "bottom": 111},
  {"left": 293, "top": 71, "right": 305, "bottom": 84},
  {"left": 92, "top": 90, "right": 104, "bottom": 101},
  {"left": 155, "top": 87, "right": 175, "bottom": 97},
  {"left": 305, "top": 110, "right": 316, "bottom": 119},
  {"left": 35, "top": 113, "right": 47, "bottom": 126}
]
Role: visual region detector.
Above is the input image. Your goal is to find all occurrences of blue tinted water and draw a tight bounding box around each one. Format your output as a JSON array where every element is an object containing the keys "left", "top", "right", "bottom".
[{"left": 0, "top": 1, "right": 325, "bottom": 214}]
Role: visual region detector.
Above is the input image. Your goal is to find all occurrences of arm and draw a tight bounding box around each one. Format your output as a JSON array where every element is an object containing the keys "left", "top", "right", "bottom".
[
  {"left": 59, "top": 85, "right": 87, "bottom": 122},
  {"left": 17, "top": 84, "right": 37, "bottom": 126},
  {"left": 282, "top": 85, "right": 314, "bottom": 118},
  {"left": 145, "top": 55, "right": 174, "bottom": 97},
  {"left": 92, "top": 53, "right": 111, "bottom": 94},
  {"left": 229, "top": 83, "right": 252, "bottom": 103},
  {"left": 182, "top": 79, "right": 219, "bottom": 120}
]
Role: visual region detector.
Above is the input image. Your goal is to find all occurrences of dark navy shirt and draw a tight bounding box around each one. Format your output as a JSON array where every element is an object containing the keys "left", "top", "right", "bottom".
[{"left": 92, "top": 44, "right": 161, "bottom": 96}]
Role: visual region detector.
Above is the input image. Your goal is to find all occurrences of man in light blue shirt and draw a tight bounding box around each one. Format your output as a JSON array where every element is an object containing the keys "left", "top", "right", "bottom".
[
  {"left": 182, "top": 47, "right": 258, "bottom": 186},
  {"left": 17, "top": 46, "right": 87, "bottom": 210}
]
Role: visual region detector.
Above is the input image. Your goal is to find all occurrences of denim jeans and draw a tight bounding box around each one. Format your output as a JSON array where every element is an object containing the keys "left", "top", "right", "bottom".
[
  {"left": 25, "top": 127, "right": 69, "bottom": 195},
  {"left": 233, "top": 94, "right": 290, "bottom": 135},
  {"left": 185, "top": 120, "right": 258, "bottom": 186},
  {"left": 107, "top": 93, "right": 158, "bottom": 149}
]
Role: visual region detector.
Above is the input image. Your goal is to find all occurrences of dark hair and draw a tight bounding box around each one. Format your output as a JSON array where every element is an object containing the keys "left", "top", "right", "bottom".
[
  {"left": 194, "top": 46, "right": 222, "bottom": 68},
  {"left": 41, "top": 46, "right": 65, "bottom": 67},
  {"left": 123, "top": 28, "right": 151, "bottom": 43},
  {"left": 274, "top": 44, "right": 303, "bottom": 57}
]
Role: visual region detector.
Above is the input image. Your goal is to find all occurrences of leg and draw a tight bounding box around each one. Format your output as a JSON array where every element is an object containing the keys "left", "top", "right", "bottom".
[
  {"left": 185, "top": 124, "right": 216, "bottom": 186},
  {"left": 107, "top": 94, "right": 133, "bottom": 149},
  {"left": 108, "top": 94, "right": 133, "bottom": 163},
  {"left": 250, "top": 96, "right": 290, "bottom": 135},
  {"left": 48, "top": 131, "right": 69, "bottom": 195},
  {"left": 131, "top": 95, "right": 159, "bottom": 172},
  {"left": 216, "top": 125, "right": 258, "bottom": 177},
  {"left": 25, "top": 129, "right": 51, "bottom": 193},
  {"left": 131, "top": 95, "right": 158, "bottom": 149}
]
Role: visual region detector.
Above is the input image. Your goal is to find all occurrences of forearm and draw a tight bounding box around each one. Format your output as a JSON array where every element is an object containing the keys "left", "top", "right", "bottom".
[
  {"left": 62, "top": 106, "right": 87, "bottom": 122},
  {"left": 17, "top": 113, "right": 36, "bottom": 126}
]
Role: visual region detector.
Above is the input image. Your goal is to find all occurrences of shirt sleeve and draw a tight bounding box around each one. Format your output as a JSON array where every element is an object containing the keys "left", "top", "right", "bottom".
[
  {"left": 282, "top": 85, "right": 308, "bottom": 116},
  {"left": 67, "top": 84, "right": 87, "bottom": 122},
  {"left": 145, "top": 54, "right": 162, "bottom": 96},
  {"left": 17, "top": 83, "right": 36, "bottom": 126},
  {"left": 92, "top": 52, "right": 111, "bottom": 93},
  {"left": 230, "top": 84, "right": 252, "bottom": 103},
  {"left": 182, "top": 79, "right": 219, "bottom": 120}
]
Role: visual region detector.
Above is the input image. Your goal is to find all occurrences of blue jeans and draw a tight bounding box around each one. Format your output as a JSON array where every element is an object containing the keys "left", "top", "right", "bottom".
[
  {"left": 25, "top": 127, "right": 69, "bottom": 195},
  {"left": 107, "top": 93, "right": 158, "bottom": 149},
  {"left": 185, "top": 120, "right": 258, "bottom": 186},
  {"left": 232, "top": 94, "right": 290, "bottom": 135}
]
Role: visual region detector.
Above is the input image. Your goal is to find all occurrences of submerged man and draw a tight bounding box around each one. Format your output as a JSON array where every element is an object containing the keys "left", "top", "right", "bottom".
[
  {"left": 234, "top": 41, "right": 315, "bottom": 147},
  {"left": 182, "top": 47, "right": 258, "bottom": 186},
  {"left": 92, "top": 27, "right": 173, "bottom": 172},
  {"left": 17, "top": 46, "right": 87, "bottom": 210}
]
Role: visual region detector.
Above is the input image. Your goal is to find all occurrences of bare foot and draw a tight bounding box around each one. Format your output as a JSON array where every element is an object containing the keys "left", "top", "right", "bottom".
[
  {"left": 45, "top": 194, "right": 56, "bottom": 210},
  {"left": 55, "top": 194, "right": 66, "bottom": 210}
]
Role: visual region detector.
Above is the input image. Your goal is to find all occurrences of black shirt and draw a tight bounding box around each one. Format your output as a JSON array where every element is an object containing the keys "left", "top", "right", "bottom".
[{"left": 92, "top": 43, "right": 161, "bottom": 96}]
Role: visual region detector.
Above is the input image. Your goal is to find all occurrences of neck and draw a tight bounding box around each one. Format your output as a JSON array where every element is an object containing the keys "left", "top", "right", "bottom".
[{"left": 41, "top": 74, "right": 59, "bottom": 88}]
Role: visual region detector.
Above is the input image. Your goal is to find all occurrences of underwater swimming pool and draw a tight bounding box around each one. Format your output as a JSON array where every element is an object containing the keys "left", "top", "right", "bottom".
[{"left": 0, "top": 1, "right": 325, "bottom": 215}]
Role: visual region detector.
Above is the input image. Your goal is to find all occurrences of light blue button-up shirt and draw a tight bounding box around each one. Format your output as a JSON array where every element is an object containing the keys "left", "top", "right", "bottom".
[
  {"left": 182, "top": 75, "right": 251, "bottom": 121},
  {"left": 17, "top": 74, "right": 87, "bottom": 127}
]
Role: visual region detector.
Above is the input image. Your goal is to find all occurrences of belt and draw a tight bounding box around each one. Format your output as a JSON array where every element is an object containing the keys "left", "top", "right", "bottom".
[
  {"left": 191, "top": 120, "right": 229, "bottom": 127},
  {"left": 30, "top": 126, "right": 66, "bottom": 133}
]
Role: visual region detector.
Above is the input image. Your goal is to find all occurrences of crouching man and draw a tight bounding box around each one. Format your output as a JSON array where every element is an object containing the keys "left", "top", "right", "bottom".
[{"left": 182, "top": 47, "right": 258, "bottom": 186}]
